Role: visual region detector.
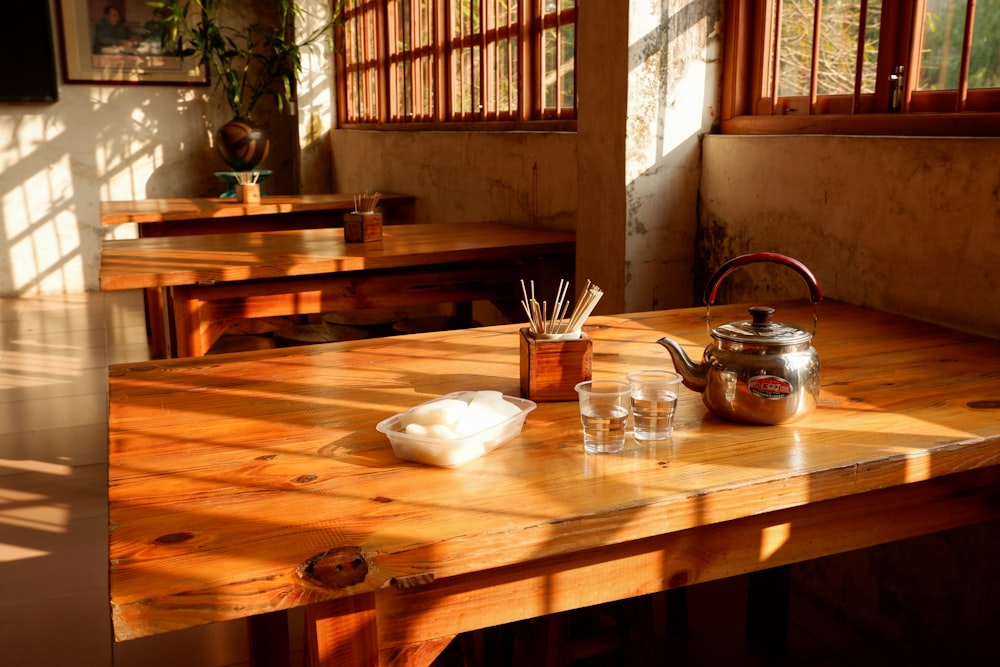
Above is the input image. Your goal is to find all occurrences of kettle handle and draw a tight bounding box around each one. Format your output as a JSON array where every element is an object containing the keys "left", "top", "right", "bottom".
[{"left": 703, "top": 252, "right": 823, "bottom": 306}]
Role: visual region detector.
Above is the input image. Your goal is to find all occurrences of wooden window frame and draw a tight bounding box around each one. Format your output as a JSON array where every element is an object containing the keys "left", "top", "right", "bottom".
[
  {"left": 721, "top": 0, "right": 1000, "bottom": 136},
  {"left": 336, "top": 0, "right": 577, "bottom": 131}
]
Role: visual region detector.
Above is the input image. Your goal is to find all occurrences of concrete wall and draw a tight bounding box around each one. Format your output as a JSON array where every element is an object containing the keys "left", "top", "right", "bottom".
[
  {"left": 625, "top": 0, "right": 720, "bottom": 313},
  {"left": 699, "top": 135, "right": 1000, "bottom": 338},
  {"left": 332, "top": 0, "right": 721, "bottom": 316},
  {"left": 332, "top": 130, "right": 578, "bottom": 231}
]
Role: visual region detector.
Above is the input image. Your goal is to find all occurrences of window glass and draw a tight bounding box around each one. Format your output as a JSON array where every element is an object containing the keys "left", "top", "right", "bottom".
[
  {"left": 919, "top": 0, "right": 1000, "bottom": 91},
  {"left": 816, "top": 0, "right": 866, "bottom": 95},
  {"left": 777, "top": 0, "right": 814, "bottom": 97},
  {"left": 721, "top": 0, "right": 1000, "bottom": 134},
  {"left": 541, "top": 1, "right": 575, "bottom": 113},
  {"left": 918, "top": 0, "right": 968, "bottom": 90},
  {"left": 971, "top": 0, "right": 1000, "bottom": 88},
  {"left": 339, "top": 0, "right": 576, "bottom": 126}
]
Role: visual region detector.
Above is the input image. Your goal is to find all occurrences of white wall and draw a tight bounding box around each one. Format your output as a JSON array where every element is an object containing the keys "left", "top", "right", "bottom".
[
  {"left": 0, "top": 0, "right": 330, "bottom": 297},
  {"left": 1, "top": 84, "right": 208, "bottom": 294}
]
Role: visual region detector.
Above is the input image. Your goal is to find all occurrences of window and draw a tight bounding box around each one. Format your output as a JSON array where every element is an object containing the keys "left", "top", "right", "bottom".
[
  {"left": 721, "top": 0, "right": 1000, "bottom": 135},
  {"left": 336, "top": 0, "right": 577, "bottom": 129}
]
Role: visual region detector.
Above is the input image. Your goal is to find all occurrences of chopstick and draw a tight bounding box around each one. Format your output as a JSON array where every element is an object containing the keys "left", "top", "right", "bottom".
[
  {"left": 520, "top": 278, "right": 603, "bottom": 335},
  {"left": 354, "top": 191, "right": 381, "bottom": 213},
  {"left": 562, "top": 280, "right": 603, "bottom": 333},
  {"left": 234, "top": 171, "right": 260, "bottom": 185}
]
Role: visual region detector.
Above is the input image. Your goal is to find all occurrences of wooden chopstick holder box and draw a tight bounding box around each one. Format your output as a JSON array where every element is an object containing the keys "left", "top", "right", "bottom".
[
  {"left": 344, "top": 211, "right": 382, "bottom": 242},
  {"left": 519, "top": 327, "right": 592, "bottom": 402},
  {"left": 237, "top": 183, "right": 261, "bottom": 205}
]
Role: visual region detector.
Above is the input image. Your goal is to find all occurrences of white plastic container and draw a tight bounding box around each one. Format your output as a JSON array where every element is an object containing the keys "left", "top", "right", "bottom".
[{"left": 376, "top": 391, "right": 536, "bottom": 467}]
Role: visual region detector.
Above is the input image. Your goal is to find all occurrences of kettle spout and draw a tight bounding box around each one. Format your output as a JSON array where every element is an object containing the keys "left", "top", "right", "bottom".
[{"left": 656, "top": 337, "right": 708, "bottom": 393}]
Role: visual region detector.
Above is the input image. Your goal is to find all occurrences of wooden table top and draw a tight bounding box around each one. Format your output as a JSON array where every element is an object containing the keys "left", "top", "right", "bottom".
[
  {"left": 99, "top": 221, "right": 575, "bottom": 291},
  {"left": 100, "top": 193, "right": 414, "bottom": 225},
  {"left": 107, "top": 300, "right": 1000, "bottom": 641}
]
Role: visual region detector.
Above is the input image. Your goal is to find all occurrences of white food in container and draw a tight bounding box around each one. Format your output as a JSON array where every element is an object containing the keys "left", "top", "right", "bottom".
[{"left": 377, "top": 391, "right": 536, "bottom": 466}]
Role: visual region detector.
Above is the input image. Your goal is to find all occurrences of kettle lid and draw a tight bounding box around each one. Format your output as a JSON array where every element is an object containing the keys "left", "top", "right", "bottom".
[{"left": 712, "top": 306, "right": 813, "bottom": 345}]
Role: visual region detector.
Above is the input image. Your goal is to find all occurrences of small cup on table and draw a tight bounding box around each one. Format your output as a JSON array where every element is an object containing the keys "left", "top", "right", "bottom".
[
  {"left": 574, "top": 380, "right": 631, "bottom": 454},
  {"left": 626, "top": 370, "right": 683, "bottom": 441}
]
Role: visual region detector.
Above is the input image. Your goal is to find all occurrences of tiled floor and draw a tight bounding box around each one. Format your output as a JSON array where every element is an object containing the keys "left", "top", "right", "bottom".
[
  {"left": 0, "top": 291, "right": 897, "bottom": 667},
  {"left": 0, "top": 291, "right": 253, "bottom": 667}
]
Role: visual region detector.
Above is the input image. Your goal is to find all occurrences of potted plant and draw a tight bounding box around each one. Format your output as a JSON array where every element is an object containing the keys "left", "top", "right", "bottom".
[{"left": 149, "top": 0, "right": 343, "bottom": 171}]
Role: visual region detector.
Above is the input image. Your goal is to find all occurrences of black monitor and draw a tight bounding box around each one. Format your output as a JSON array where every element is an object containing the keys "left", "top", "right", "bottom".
[{"left": 2, "top": 4, "right": 59, "bottom": 103}]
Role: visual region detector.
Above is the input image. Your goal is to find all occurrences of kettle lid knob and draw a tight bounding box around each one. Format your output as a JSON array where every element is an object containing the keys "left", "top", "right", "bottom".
[{"left": 749, "top": 306, "right": 775, "bottom": 328}]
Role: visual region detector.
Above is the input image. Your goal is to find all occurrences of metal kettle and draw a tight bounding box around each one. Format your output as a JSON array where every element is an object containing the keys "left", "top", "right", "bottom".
[{"left": 657, "top": 252, "right": 823, "bottom": 425}]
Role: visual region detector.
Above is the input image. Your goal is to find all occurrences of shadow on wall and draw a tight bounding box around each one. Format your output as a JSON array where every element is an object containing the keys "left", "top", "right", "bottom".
[
  {"left": 0, "top": 87, "right": 212, "bottom": 295},
  {"left": 0, "top": 79, "right": 306, "bottom": 296},
  {"left": 623, "top": 0, "right": 721, "bottom": 313},
  {"left": 696, "top": 134, "right": 1000, "bottom": 338}
]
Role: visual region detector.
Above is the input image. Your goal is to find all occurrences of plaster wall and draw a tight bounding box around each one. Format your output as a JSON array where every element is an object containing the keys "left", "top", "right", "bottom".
[
  {"left": 331, "top": 0, "right": 720, "bottom": 312},
  {"left": 331, "top": 130, "right": 578, "bottom": 232},
  {"left": 624, "top": 0, "right": 720, "bottom": 313},
  {"left": 332, "top": 0, "right": 721, "bottom": 316},
  {"left": 699, "top": 134, "right": 1000, "bottom": 338},
  {"left": 0, "top": 0, "right": 330, "bottom": 297},
  {"left": 329, "top": 0, "right": 637, "bottom": 311},
  {"left": 329, "top": 128, "right": 578, "bottom": 326}
]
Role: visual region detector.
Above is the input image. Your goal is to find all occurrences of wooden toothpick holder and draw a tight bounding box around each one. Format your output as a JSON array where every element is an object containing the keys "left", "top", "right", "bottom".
[
  {"left": 344, "top": 211, "right": 382, "bottom": 242},
  {"left": 237, "top": 183, "right": 261, "bottom": 205},
  {"left": 519, "top": 327, "right": 593, "bottom": 402}
]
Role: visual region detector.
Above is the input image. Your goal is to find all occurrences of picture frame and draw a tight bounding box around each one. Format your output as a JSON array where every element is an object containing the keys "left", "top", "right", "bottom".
[{"left": 57, "top": 0, "right": 207, "bottom": 85}]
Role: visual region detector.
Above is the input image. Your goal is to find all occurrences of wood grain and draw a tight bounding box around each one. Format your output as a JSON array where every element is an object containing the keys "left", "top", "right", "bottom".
[
  {"left": 100, "top": 222, "right": 575, "bottom": 291},
  {"left": 108, "top": 301, "right": 1000, "bottom": 656},
  {"left": 100, "top": 193, "right": 414, "bottom": 225},
  {"left": 101, "top": 221, "right": 574, "bottom": 357}
]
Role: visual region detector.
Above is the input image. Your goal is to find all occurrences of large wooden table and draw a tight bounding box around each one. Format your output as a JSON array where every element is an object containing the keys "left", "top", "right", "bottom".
[
  {"left": 100, "top": 222, "right": 574, "bottom": 358},
  {"left": 101, "top": 193, "right": 415, "bottom": 237},
  {"left": 107, "top": 300, "right": 1000, "bottom": 665}
]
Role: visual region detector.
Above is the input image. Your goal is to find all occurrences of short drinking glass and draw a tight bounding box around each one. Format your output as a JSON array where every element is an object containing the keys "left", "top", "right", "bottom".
[
  {"left": 627, "top": 370, "right": 682, "bottom": 441},
  {"left": 575, "top": 380, "right": 631, "bottom": 453}
]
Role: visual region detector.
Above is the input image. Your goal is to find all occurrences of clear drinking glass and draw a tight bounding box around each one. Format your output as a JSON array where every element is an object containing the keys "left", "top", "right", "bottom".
[
  {"left": 626, "top": 370, "right": 682, "bottom": 441},
  {"left": 575, "top": 380, "right": 631, "bottom": 453}
]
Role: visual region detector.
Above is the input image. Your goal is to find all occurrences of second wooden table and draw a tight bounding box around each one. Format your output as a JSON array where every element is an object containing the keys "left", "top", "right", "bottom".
[
  {"left": 100, "top": 193, "right": 415, "bottom": 237},
  {"left": 100, "top": 222, "right": 575, "bottom": 357}
]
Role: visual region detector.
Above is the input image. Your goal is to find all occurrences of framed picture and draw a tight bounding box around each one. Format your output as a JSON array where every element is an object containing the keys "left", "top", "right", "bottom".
[{"left": 57, "top": 0, "right": 207, "bottom": 85}]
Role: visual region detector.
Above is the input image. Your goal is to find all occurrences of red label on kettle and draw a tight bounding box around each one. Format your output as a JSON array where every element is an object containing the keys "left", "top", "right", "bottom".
[{"left": 748, "top": 375, "right": 792, "bottom": 400}]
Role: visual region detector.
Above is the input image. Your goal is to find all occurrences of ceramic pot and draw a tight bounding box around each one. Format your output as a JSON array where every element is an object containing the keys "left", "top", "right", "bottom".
[{"left": 216, "top": 117, "right": 270, "bottom": 171}]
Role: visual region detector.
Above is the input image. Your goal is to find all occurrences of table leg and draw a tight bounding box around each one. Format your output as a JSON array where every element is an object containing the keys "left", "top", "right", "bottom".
[
  {"left": 305, "top": 595, "right": 379, "bottom": 667},
  {"left": 143, "top": 287, "right": 169, "bottom": 359},
  {"left": 170, "top": 286, "right": 233, "bottom": 357},
  {"left": 247, "top": 611, "right": 290, "bottom": 667},
  {"left": 454, "top": 301, "right": 473, "bottom": 323},
  {"left": 304, "top": 595, "right": 457, "bottom": 667},
  {"left": 666, "top": 587, "right": 689, "bottom": 637},
  {"left": 746, "top": 564, "right": 791, "bottom": 659}
]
